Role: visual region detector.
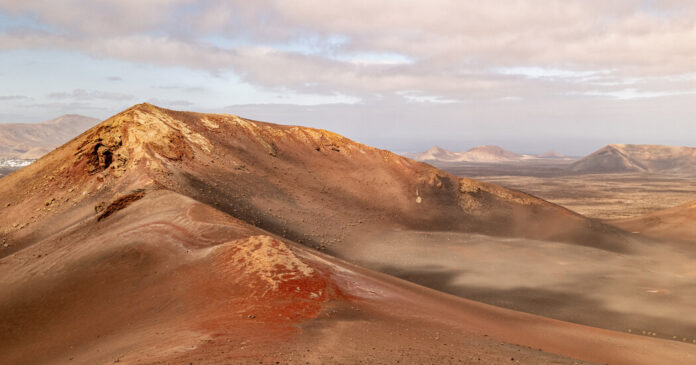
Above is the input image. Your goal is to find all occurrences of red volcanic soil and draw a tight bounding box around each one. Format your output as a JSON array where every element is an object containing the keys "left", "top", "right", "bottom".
[
  {"left": 1, "top": 191, "right": 693, "bottom": 365},
  {"left": 1, "top": 104, "right": 693, "bottom": 364}
]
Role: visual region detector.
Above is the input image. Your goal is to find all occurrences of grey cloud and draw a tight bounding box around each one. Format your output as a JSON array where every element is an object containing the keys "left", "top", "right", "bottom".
[
  {"left": 0, "top": 95, "right": 29, "bottom": 101},
  {"left": 47, "top": 89, "right": 134, "bottom": 101},
  {"left": 154, "top": 85, "right": 206, "bottom": 93},
  {"left": 1, "top": 1, "right": 695, "bottom": 104},
  {"left": 146, "top": 98, "right": 195, "bottom": 108},
  {"left": 25, "top": 101, "right": 112, "bottom": 110},
  {"left": 0, "top": 0, "right": 192, "bottom": 36}
]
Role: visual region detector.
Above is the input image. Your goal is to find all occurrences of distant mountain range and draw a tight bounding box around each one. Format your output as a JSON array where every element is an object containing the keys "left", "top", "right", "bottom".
[
  {"left": 0, "top": 114, "right": 99, "bottom": 160},
  {"left": 408, "top": 144, "right": 696, "bottom": 175},
  {"left": 407, "top": 145, "right": 569, "bottom": 163},
  {"left": 569, "top": 144, "right": 696, "bottom": 174}
]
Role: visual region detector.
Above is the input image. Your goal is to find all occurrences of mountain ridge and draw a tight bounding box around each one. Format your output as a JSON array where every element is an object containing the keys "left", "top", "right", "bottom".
[
  {"left": 0, "top": 103, "right": 630, "bottom": 256},
  {"left": 0, "top": 114, "right": 99, "bottom": 159},
  {"left": 410, "top": 145, "right": 569, "bottom": 163},
  {"left": 570, "top": 144, "right": 696, "bottom": 174}
]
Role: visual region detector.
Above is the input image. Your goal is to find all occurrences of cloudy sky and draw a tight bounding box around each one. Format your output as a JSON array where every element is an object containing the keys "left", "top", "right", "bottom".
[{"left": 1, "top": 1, "right": 695, "bottom": 154}]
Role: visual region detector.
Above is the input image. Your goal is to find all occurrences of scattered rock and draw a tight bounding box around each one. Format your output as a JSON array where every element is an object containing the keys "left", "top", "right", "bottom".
[
  {"left": 97, "top": 190, "right": 146, "bottom": 221},
  {"left": 95, "top": 202, "right": 106, "bottom": 213},
  {"left": 113, "top": 151, "right": 129, "bottom": 177}
]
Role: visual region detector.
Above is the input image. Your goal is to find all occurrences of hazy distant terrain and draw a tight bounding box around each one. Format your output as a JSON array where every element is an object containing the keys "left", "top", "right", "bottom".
[
  {"left": 0, "top": 168, "right": 12, "bottom": 179},
  {"left": 408, "top": 145, "right": 571, "bottom": 163},
  {"left": 435, "top": 145, "right": 696, "bottom": 219},
  {"left": 570, "top": 144, "right": 696, "bottom": 174},
  {"left": 444, "top": 168, "right": 696, "bottom": 219},
  {"left": 0, "top": 114, "right": 98, "bottom": 160}
]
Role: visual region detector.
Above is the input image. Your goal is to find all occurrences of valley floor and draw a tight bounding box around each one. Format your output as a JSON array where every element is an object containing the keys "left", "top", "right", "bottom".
[{"left": 437, "top": 162, "right": 696, "bottom": 219}]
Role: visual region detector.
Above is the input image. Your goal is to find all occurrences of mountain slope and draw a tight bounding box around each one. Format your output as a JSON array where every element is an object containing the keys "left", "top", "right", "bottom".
[
  {"left": 0, "top": 114, "right": 99, "bottom": 160},
  {"left": 611, "top": 200, "right": 696, "bottom": 243},
  {"left": 3, "top": 189, "right": 691, "bottom": 364},
  {"left": 570, "top": 144, "right": 696, "bottom": 174}
]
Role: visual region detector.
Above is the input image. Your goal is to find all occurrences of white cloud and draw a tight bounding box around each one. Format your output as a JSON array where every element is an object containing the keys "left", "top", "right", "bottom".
[
  {"left": 47, "top": 89, "right": 134, "bottom": 101},
  {"left": 1, "top": 1, "right": 694, "bottom": 102}
]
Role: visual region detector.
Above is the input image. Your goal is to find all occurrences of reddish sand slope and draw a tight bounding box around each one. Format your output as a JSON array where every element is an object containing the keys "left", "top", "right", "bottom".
[
  {"left": 1, "top": 191, "right": 694, "bottom": 364},
  {"left": 611, "top": 200, "right": 696, "bottom": 243}
]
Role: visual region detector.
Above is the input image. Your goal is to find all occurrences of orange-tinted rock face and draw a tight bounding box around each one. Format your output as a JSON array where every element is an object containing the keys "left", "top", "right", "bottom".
[{"left": 204, "top": 235, "right": 341, "bottom": 323}]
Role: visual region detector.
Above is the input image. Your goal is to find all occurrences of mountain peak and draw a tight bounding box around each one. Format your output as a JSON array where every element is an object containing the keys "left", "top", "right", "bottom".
[
  {"left": 570, "top": 144, "right": 696, "bottom": 173},
  {"left": 413, "top": 144, "right": 522, "bottom": 162},
  {"left": 0, "top": 114, "right": 100, "bottom": 159},
  {"left": 39, "top": 114, "right": 98, "bottom": 125},
  {"left": 536, "top": 150, "right": 564, "bottom": 158},
  {"left": 73, "top": 103, "right": 213, "bottom": 177},
  {"left": 426, "top": 146, "right": 448, "bottom": 153}
]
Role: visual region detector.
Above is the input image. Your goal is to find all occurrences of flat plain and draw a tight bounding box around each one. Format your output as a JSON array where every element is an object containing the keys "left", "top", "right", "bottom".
[{"left": 436, "top": 161, "right": 696, "bottom": 219}]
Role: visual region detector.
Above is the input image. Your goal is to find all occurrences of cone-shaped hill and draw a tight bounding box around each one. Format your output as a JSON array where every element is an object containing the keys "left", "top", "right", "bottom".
[
  {"left": 1, "top": 103, "right": 631, "bottom": 256},
  {"left": 570, "top": 144, "right": 696, "bottom": 174}
]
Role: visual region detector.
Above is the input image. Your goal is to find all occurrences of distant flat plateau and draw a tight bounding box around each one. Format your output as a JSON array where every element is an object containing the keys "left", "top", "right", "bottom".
[{"left": 436, "top": 160, "right": 696, "bottom": 219}]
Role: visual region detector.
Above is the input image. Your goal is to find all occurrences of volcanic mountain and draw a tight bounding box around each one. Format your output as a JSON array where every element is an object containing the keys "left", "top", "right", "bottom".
[
  {"left": 536, "top": 150, "right": 566, "bottom": 158},
  {"left": 413, "top": 145, "right": 533, "bottom": 163},
  {"left": 0, "top": 114, "right": 99, "bottom": 160},
  {"left": 0, "top": 104, "right": 629, "bottom": 254},
  {"left": 1, "top": 104, "right": 693, "bottom": 364},
  {"left": 570, "top": 144, "right": 696, "bottom": 174},
  {"left": 411, "top": 146, "right": 460, "bottom": 161}
]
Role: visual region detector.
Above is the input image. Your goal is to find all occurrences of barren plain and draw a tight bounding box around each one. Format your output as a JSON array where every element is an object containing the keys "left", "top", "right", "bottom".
[{"left": 437, "top": 161, "right": 696, "bottom": 219}]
